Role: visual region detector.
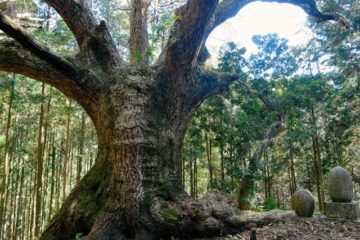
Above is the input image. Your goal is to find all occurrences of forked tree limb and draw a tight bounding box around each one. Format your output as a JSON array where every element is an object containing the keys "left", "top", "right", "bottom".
[
  {"left": 193, "top": 0, "right": 349, "bottom": 100},
  {"left": 0, "top": 38, "right": 101, "bottom": 119},
  {"left": 163, "top": 0, "right": 219, "bottom": 73},
  {"left": 44, "top": 0, "right": 123, "bottom": 67},
  {"left": 0, "top": 40, "right": 74, "bottom": 97},
  {"left": 196, "top": 0, "right": 348, "bottom": 64},
  {"left": 209, "top": 0, "right": 348, "bottom": 34},
  {"left": 43, "top": 0, "right": 97, "bottom": 50},
  {"left": 0, "top": 10, "right": 78, "bottom": 78},
  {"left": 195, "top": 68, "right": 239, "bottom": 102},
  {"left": 196, "top": 68, "right": 276, "bottom": 111}
]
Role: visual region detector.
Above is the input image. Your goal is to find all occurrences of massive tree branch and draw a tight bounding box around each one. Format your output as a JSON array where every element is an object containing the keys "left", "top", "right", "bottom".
[
  {"left": 260, "top": 0, "right": 348, "bottom": 27},
  {"left": 0, "top": 10, "right": 78, "bottom": 78},
  {"left": 43, "top": 0, "right": 96, "bottom": 49},
  {"left": 0, "top": 40, "right": 77, "bottom": 99},
  {"left": 195, "top": 68, "right": 239, "bottom": 102},
  {"left": 44, "top": 0, "right": 122, "bottom": 67},
  {"left": 195, "top": 68, "right": 275, "bottom": 111},
  {"left": 209, "top": 0, "right": 347, "bottom": 35},
  {"left": 163, "top": 0, "right": 218, "bottom": 73},
  {"left": 197, "top": 0, "right": 348, "bottom": 64},
  {"left": 0, "top": 10, "right": 103, "bottom": 110}
]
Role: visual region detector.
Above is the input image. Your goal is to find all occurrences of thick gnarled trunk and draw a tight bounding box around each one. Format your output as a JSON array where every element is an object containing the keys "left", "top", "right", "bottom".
[
  {"left": 39, "top": 66, "right": 246, "bottom": 239},
  {"left": 41, "top": 69, "right": 192, "bottom": 239}
]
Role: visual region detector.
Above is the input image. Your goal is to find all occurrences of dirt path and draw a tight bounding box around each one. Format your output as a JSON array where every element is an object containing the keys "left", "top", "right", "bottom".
[{"left": 225, "top": 210, "right": 360, "bottom": 240}]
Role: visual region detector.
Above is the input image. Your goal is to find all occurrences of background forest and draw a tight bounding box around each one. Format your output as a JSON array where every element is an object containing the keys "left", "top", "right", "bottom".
[{"left": 0, "top": 0, "right": 359, "bottom": 239}]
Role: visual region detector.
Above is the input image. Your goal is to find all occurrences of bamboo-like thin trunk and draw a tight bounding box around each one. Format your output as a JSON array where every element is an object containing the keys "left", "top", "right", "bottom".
[
  {"left": 190, "top": 148, "right": 194, "bottom": 198},
  {"left": 34, "top": 83, "right": 45, "bottom": 237},
  {"left": 62, "top": 100, "right": 72, "bottom": 200},
  {"left": 194, "top": 157, "right": 198, "bottom": 198},
  {"left": 10, "top": 153, "right": 20, "bottom": 240},
  {"left": 310, "top": 106, "right": 324, "bottom": 212},
  {"left": 5, "top": 148, "right": 15, "bottom": 239},
  {"left": 48, "top": 134, "right": 56, "bottom": 223},
  {"left": 220, "top": 145, "right": 225, "bottom": 181},
  {"left": 0, "top": 78, "right": 15, "bottom": 238},
  {"left": 13, "top": 157, "right": 24, "bottom": 240},
  {"left": 289, "top": 145, "right": 297, "bottom": 195},
  {"left": 77, "top": 111, "right": 86, "bottom": 183},
  {"left": 205, "top": 133, "right": 213, "bottom": 185}
]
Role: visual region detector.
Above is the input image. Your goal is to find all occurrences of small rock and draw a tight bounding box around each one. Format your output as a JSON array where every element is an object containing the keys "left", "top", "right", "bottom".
[
  {"left": 196, "top": 216, "right": 222, "bottom": 232},
  {"left": 291, "top": 189, "right": 315, "bottom": 217},
  {"left": 201, "top": 191, "right": 239, "bottom": 220},
  {"left": 328, "top": 166, "right": 354, "bottom": 202},
  {"left": 246, "top": 222, "right": 257, "bottom": 229},
  {"left": 341, "top": 225, "right": 348, "bottom": 231}
]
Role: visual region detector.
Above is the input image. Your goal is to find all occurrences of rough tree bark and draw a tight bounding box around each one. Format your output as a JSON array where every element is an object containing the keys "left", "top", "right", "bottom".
[{"left": 0, "top": 0, "right": 345, "bottom": 238}]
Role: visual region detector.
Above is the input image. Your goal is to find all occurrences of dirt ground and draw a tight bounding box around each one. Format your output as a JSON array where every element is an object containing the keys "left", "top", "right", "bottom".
[{"left": 223, "top": 210, "right": 360, "bottom": 240}]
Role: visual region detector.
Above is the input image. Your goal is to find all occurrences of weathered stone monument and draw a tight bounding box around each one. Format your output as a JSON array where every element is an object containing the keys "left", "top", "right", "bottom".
[
  {"left": 324, "top": 166, "right": 359, "bottom": 219},
  {"left": 291, "top": 189, "right": 315, "bottom": 217}
]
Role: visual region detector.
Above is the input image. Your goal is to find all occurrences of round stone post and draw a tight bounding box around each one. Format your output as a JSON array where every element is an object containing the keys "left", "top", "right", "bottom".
[{"left": 324, "top": 166, "right": 359, "bottom": 219}]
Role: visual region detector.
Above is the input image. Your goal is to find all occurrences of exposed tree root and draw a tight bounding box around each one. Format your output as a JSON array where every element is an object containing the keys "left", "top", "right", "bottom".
[
  {"left": 148, "top": 192, "right": 243, "bottom": 238},
  {"left": 41, "top": 190, "right": 251, "bottom": 239}
]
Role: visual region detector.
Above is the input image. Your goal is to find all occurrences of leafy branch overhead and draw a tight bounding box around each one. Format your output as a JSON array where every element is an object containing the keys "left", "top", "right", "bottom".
[{"left": 0, "top": 0, "right": 348, "bottom": 99}]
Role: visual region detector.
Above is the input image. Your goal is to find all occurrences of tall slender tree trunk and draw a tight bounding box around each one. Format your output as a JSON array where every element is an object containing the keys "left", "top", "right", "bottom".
[
  {"left": 220, "top": 145, "right": 225, "bottom": 181},
  {"left": 48, "top": 134, "right": 56, "bottom": 223},
  {"left": 0, "top": 78, "right": 15, "bottom": 238},
  {"left": 289, "top": 145, "right": 297, "bottom": 195},
  {"left": 29, "top": 171, "right": 36, "bottom": 239},
  {"left": 34, "top": 83, "right": 46, "bottom": 237},
  {"left": 205, "top": 133, "right": 214, "bottom": 186},
  {"left": 194, "top": 156, "right": 198, "bottom": 198},
  {"left": 10, "top": 153, "right": 20, "bottom": 240},
  {"left": 310, "top": 106, "right": 324, "bottom": 212},
  {"left": 4, "top": 144, "right": 15, "bottom": 240},
  {"left": 13, "top": 157, "right": 25, "bottom": 240},
  {"left": 305, "top": 156, "right": 313, "bottom": 191},
  {"left": 190, "top": 155, "right": 194, "bottom": 197},
  {"left": 62, "top": 100, "right": 72, "bottom": 200},
  {"left": 77, "top": 111, "right": 86, "bottom": 183}
]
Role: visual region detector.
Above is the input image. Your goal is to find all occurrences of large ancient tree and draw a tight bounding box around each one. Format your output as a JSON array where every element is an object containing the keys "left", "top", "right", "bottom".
[{"left": 0, "top": 0, "right": 345, "bottom": 239}]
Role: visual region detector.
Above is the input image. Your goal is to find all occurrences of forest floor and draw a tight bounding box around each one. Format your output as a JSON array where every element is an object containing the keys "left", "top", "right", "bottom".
[{"left": 218, "top": 210, "right": 360, "bottom": 240}]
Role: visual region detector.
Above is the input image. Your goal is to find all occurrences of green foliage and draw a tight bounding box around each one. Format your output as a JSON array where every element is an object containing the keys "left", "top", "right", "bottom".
[
  {"left": 249, "top": 33, "right": 298, "bottom": 79},
  {"left": 158, "top": 181, "right": 177, "bottom": 200},
  {"left": 263, "top": 197, "right": 276, "bottom": 211},
  {"left": 218, "top": 42, "right": 247, "bottom": 74},
  {"left": 183, "top": 14, "right": 360, "bottom": 209},
  {"left": 75, "top": 233, "right": 83, "bottom": 240},
  {"left": 162, "top": 206, "right": 179, "bottom": 222},
  {"left": 159, "top": 201, "right": 179, "bottom": 223},
  {"left": 134, "top": 52, "right": 143, "bottom": 62}
]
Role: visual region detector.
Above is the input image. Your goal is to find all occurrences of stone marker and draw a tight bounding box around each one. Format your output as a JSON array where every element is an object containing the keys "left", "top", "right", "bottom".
[
  {"left": 324, "top": 200, "right": 359, "bottom": 219},
  {"left": 329, "top": 166, "right": 353, "bottom": 202},
  {"left": 325, "top": 166, "right": 359, "bottom": 219},
  {"left": 291, "top": 189, "right": 315, "bottom": 217}
]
